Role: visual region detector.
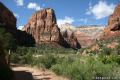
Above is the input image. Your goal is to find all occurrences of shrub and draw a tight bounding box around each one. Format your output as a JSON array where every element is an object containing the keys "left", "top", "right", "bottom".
[
  {"left": 51, "top": 56, "right": 120, "bottom": 80},
  {"left": 33, "top": 54, "right": 56, "bottom": 69}
]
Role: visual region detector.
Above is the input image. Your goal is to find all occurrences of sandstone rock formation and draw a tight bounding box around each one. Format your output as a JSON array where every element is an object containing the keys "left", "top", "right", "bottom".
[
  {"left": 103, "top": 3, "right": 120, "bottom": 39},
  {"left": 108, "top": 3, "right": 120, "bottom": 29},
  {"left": 59, "top": 23, "right": 104, "bottom": 48},
  {"left": 62, "top": 30, "right": 81, "bottom": 49},
  {"left": 59, "top": 23, "right": 76, "bottom": 32},
  {"left": 23, "top": 8, "right": 69, "bottom": 47},
  {"left": 75, "top": 26, "right": 104, "bottom": 48}
]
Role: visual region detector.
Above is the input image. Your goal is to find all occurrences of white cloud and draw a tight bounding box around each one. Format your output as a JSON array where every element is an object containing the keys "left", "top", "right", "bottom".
[
  {"left": 78, "top": 18, "right": 88, "bottom": 23},
  {"left": 86, "top": 1, "right": 115, "bottom": 19},
  {"left": 27, "top": 2, "right": 42, "bottom": 11},
  {"left": 15, "top": 0, "right": 24, "bottom": 6},
  {"left": 13, "top": 13, "right": 19, "bottom": 18},
  {"left": 17, "top": 25, "right": 24, "bottom": 30},
  {"left": 57, "top": 16, "right": 74, "bottom": 26}
]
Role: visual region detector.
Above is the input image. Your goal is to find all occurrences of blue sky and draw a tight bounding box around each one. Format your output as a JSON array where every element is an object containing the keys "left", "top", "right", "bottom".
[{"left": 0, "top": 0, "right": 119, "bottom": 29}]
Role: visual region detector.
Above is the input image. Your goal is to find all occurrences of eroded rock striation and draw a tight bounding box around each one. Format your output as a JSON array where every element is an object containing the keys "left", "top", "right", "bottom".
[
  {"left": 59, "top": 23, "right": 104, "bottom": 48},
  {"left": 103, "top": 3, "right": 120, "bottom": 39},
  {"left": 23, "top": 8, "right": 69, "bottom": 47},
  {"left": 108, "top": 3, "right": 120, "bottom": 30},
  {"left": 62, "top": 30, "right": 81, "bottom": 49}
]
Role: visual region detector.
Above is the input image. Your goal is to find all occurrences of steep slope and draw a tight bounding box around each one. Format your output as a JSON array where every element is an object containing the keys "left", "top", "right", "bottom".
[
  {"left": 62, "top": 30, "right": 81, "bottom": 49},
  {"left": 103, "top": 3, "right": 120, "bottom": 39},
  {"left": 76, "top": 26, "right": 104, "bottom": 48},
  {"left": 23, "top": 8, "right": 69, "bottom": 47},
  {"left": 59, "top": 24, "right": 104, "bottom": 48}
]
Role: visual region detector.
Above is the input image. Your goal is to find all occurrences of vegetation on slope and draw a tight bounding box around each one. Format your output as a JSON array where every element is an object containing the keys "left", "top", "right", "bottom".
[
  {"left": 10, "top": 36, "right": 120, "bottom": 80},
  {"left": 1, "top": 24, "right": 120, "bottom": 80}
]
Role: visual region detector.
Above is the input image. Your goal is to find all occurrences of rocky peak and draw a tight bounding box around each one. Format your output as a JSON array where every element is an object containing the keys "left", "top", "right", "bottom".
[
  {"left": 107, "top": 3, "right": 120, "bottom": 31},
  {"left": 62, "top": 30, "right": 81, "bottom": 49},
  {"left": 23, "top": 8, "right": 69, "bottom": 47},
  {"left": 102, "top": 3, "right": 120, "bottom": 39},
  {"left": 112, "top": 3, "right": 120, "bottom": 17}
]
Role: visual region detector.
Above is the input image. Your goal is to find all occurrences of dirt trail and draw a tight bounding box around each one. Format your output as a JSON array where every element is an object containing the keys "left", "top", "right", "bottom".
[{"left": 12, "top": 65, "right": 68, "bottom": 80}]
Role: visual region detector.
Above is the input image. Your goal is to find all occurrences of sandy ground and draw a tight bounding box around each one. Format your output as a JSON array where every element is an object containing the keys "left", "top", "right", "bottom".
[{"left": 12, "top": 65, "right": 68, "bottom": 80}]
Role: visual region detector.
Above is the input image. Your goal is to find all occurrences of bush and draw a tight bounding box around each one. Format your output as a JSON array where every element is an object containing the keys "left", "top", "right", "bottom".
[
  {"left": 32, "top": 54, "right": 56, "bottom": 69},
  {"left": 51, "top": 56, "right": 120, "bottom": 80},
  {"left": 11, "top": 47, "right": 34, "bottom": 64},
  {"left": 10, "top": 46, "right": 76, "bottom": 64},
  {"left": 98, "top": 54, "right": 120, "bottom": 65}
]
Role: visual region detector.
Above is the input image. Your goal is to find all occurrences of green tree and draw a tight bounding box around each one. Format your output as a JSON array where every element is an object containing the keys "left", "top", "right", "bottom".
[
  {"left": 0, "top": 26, "right": 16, "bottom": 65},
  {"left": 0, "top": 27, "right": 16, "bottom": 51}
]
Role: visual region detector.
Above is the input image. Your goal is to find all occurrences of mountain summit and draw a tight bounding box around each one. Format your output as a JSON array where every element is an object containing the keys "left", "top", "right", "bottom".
[{"left": 23, "top": 8, "right": 69, "bottom": 47}]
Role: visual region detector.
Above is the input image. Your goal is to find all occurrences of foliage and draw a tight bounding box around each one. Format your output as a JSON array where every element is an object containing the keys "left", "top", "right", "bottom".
[
  {"left": 11, "top": 47, "right": 34, "bottom": 64},
  {"left": 0, "top": 26, "right": 16, "bottom": 52},
  {"left": 32, "top": 54, "right": 56, "bottom": 69},
  {"left": 51, "top": 55, "right": 120, "bottom": 80},
  {"left": 10, "top": 35, "right": 120, "bottom": 80}
]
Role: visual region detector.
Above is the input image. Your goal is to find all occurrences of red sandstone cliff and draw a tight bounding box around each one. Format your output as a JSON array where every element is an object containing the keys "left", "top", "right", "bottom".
[
  {"left": 23, "top": 8, "right": 69, "bottom": 47},
  {"left": 103, "top": 3, "right": 120, "bottom": 39}
]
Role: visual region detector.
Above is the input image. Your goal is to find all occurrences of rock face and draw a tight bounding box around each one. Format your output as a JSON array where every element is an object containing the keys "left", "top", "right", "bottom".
[
  {"left": 23, "top": 8, "right": 68, "bottom": 47},
  {"left": 59, "top": 24, "right": 104, "bottom": 48},
  {"left": 0, "top": 2, "right": 16, "bottom": 29},
  {"left": 62, "top": 30, "right": 81, "bottom": 49},
  {"left": 0, "top": 2, "right": 35, "bottom": 47},
  {"left": 59, "top": 23, "right": 81, "bottom": 49},
  {"left": 75, "top": 26, "right": 104, "bottom": 48},
  {"left": 108, "top": 3, "right": 120, "bottom": 29},
  {"left": 103, "top": 3, "right": 120, "bottom": 39}
]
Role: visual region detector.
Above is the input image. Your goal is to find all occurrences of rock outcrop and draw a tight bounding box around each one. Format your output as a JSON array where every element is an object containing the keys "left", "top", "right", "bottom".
[
  {"left": 108, "top": 3, "right": 120, "bottom": 29},
  {"left": 75, "top": 26, "right": 104, "bottom": 48},
  {"left": 59, "top": 23, "right": 81, "bottom": 49},
  {"left": 59, "top": 24, "right": 104, "bottom": 48},
  {"left": 103, "top": 3, "right": 120, "bottom": 39},
  {"left": 62, "top": 30, "right": 81, "bottom": 49},
  {"left": 23, "top": 8, "right": 69, "bottom": 47}
]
